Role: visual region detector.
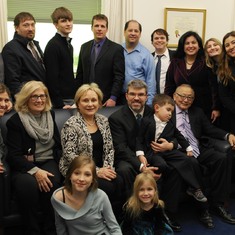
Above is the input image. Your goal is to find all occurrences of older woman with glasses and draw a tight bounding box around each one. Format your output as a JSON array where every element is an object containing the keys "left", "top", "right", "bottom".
[{"left": 6, "top": 81, "right": 62, "bottom": 235}]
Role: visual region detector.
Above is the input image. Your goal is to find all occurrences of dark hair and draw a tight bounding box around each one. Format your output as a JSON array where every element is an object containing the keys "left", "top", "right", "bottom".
[
  {"left": 124, "top": 20, "right": 142, "bottom": 33},
  {"left": 126, "top": 79, "right": 148, "bottom": 93},
  {"left": 151, "top": 28, "right": 169, "bottom": 42},
  {"left": 91, "top": 14, "right": 108, "bottom": 28},
  {"left": 14, "top": 12, "right": 35, "bottom": 27},
  {"left": 152, "top": 94, "right": 175, "bottom": 109},
  {"left": 0, "top": 83, "right": 11, "bottom": 97},
  {"left": 217, "top": 31, "right": 235, "bottom": 85},
  {"left": 174, "top": 31, "right": 204, "bottom": 59},
  {"left": 51, "top": 7, "right": 73, "bottom": 23},
  {"left": 64, "top": 154, "right": 98, "bottom": 194}
]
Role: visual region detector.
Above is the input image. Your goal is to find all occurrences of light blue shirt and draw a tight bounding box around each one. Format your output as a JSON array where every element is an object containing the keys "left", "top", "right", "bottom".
[{"left": 123, "top": 43, "right": 156, "bottom": 106}]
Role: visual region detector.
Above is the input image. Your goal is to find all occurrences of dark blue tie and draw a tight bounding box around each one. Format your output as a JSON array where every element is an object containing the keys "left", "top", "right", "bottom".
[
  {"left": 136, "top": 113, "right": 142, "bottom": 126},
  {"left": 90, "top": 43, "right": 100, "bottom": 82},
  {"left": 156, "top": 55, "right": 163, "bottom": 94}
]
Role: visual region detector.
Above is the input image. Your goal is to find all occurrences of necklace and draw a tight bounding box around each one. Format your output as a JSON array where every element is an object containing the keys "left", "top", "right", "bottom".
[{"left": 84, "top": 118, "right": 96, "bottom": 126}]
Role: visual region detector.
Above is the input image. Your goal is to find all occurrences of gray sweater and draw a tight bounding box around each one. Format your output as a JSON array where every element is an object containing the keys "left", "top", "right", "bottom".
[{"left": 51, "top": 187, "right": 122, "bottom": 235}]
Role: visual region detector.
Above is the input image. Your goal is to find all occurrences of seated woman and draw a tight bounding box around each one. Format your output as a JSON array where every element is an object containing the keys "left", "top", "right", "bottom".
[
  {"left": 6, "top": 81, "right": 62, "bottom": 235},
  {"left": 51, "top": 154, "right": 122, "bottom": 235},
  {"left": 59, "top": 83, "right": 123, "bottom": 217}
]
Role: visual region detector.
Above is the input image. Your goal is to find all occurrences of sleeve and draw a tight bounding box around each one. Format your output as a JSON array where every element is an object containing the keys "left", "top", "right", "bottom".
[
  {"left": 0, "top": 129, "right": 5, "bottom": 161},
  {"left": 101, "top": 191, "right": 122, "bottom": 235},
  {"left": 2, "top": 46, "right": 24, "bottom": 97},
  {"left": 164, "top": 59, "right": 177, "bottom": 97},
  {"left": 75, "top": 45, "right": 85, "bottom": 88},
  {"left": 121, "top": 209, "right": 134, "bottom": 235},
  {"left": 44, "top": 42, "right": 64, "bottom": 108},
  {"left": 218, "top": 81, "right": 235, "bottom": 115},
  {"left": 60, "top": 121, "right": 80, "bottom": 177},
  {"left": 109, "top": 114, "right": 141, "bottom": 171},
  {"left": 6, "top": 116, "right": 36, "bottom": 172},
  {"left": 144, "top": 53, "right": 156, "bottom": 106},
  {"left": 110, "top": 45, "right": 125, "bottom": 99}
]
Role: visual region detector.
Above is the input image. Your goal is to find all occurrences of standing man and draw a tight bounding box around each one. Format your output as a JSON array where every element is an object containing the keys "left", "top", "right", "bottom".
[
  {"left": 151, "top": 28, "right": 175, "bottom": 94},
  {"left": 76, "top": 14, "right": 125, "bottom": 106},
  {"left": 2, "top": 12, "right": 45, "bottom": 98},
  {"left": 122, "top": 20, "right": 156, "bottom": 106},
  {"left": 44, "top": 7, "right": 77, "bottom": 109},
  {"left": 109, "top": 79, "right": 183, "bottom": 232},
  {"left": 173, "top": 84, "right": 235, "bottom": 226}
]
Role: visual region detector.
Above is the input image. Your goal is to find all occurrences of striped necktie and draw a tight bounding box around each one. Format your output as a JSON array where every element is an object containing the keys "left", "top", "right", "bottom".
[{"left": 182, "top": 111, "right": 200, "bottom": 157}]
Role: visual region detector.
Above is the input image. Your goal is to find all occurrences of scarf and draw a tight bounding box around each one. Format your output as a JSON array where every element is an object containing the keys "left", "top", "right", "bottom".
[{"left": 18, "top": 111, "right": 54, "bottom": 144}]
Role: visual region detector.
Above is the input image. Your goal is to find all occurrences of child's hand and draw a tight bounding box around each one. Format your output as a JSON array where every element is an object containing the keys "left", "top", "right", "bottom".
[
  {"left": 187, "top": 150, "right": 193, "bottom": 157},
  {"left": 138, "top": 155, "right": 148, "bottom": 167}
]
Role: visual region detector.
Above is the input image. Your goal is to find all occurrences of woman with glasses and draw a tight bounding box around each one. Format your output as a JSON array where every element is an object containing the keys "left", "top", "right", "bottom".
[
  {"left": 6, "top": 81, "right": 62, "bottom": 235},
  {"left": 165, "top": 31, "right": 220, "bottom": 123}
]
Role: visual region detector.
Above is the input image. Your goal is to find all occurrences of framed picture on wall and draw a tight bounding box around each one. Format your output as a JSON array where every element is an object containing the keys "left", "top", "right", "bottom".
[{"left": 164, "top": 8, "right": 206, "bottom": 48}]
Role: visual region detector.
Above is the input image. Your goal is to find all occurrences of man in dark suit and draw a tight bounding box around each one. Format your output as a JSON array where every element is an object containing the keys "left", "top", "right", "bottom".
[
  {"left": 173, "top": 83, "right": 235, "bottom": 227},
  {"left": 76, "top": 14, "right": 125, "bottom": 106},
  {"left": 2, "top": 12, "right": 45, "bottom": 98},
  {"left": 109, "top": 79, "right": 183, "bottom": 232},
  {"left": 151, "top": 28, "right": 175, "bottom": 94}
]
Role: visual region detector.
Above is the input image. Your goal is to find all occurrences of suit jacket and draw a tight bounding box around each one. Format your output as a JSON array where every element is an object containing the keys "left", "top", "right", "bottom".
[
  {"left": 6, "top": 110, "right": 61, "bottom": 173},
  {"left": 2, "top": 33, "right": 46, "bottom": 98},
  {"left": 136, "top": 116, "right": 190, "bottom": 156},
  {"left": 109, "top": 105, "right": 153, "bottom": 171},
  {"left": 76, "top": 38, "right": 125, "bottom": 103},
  {"left": 172, "top": 106, "right": 227, "bottom": 149},
  {"left": 151, "top": 48, "right": 175, "bottom": 60}
]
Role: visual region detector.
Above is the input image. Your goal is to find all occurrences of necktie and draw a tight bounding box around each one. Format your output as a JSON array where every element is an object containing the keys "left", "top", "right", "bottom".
[
  {"left": 89, "top": 43, "right": 100, "bottom": 82},
  {"left": 155, "top": 55, "right": 163, "bottom": 94},
  {"left": 136, "top": 113, "right": 142, "bottom": 126},
  {"left": 29, "top": 41, "right": 41, "bottom": 63},
  {"left": 182, "top": 111, "right": 200, "bottom": 157}
]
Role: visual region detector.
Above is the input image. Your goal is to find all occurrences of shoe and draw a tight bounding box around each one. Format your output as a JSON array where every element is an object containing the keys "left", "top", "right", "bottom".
[
  {"left": 186, "top": 188, "right": 207, "bottom": 202},
  {"left": 199, "top": 210, "right": 214, "bottom": 229},
  {"left": 210, "top": 205, "right": 235, "bottom": 224},
  {"left": 163, "top": 212, "right": 182, "bottom": 232}
]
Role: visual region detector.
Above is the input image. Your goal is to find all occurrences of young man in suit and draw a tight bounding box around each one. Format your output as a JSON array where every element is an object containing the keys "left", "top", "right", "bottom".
[
  {"left": 173, "top": 83, "right": 235, "bottom": 227},
  {"left": 76, "top": 14, "right": 125, "bottom": 107},
  {"left": 151, "top": 28, "right": 175, "bottom": 94},
  {"left": 2, "top": 12, "right": 45, "bottom": 98},
  {"left": 109, "top": 79, "right": 183, "bottom": 232},
  {"left": 44, "top": 7, "right": 77, "bottom": 109}
]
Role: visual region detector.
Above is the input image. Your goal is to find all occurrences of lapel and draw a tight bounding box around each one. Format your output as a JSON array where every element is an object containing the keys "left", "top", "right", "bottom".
[{"left": 95, "top": 38, "right": 110, "bottom": 64}]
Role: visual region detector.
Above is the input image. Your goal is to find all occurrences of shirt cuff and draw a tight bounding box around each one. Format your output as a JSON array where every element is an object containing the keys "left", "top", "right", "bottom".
[
  {"left": 225, "top": 133, "right": 230, "bottom": 140},
  {"left": 136, "top": 150, "right": 144, "bottom": 157},
  {"left": 110, "top": 96, "right": 117, "bottom": 101},
  {"left": 186, "top": 146, "right": 193, "bottom": 152},
  {"left": 28, "top": 166, "right": 40, "bottom": 175},
  {"left": 139, "top": 163, "right": 144, "bottom": 172}
]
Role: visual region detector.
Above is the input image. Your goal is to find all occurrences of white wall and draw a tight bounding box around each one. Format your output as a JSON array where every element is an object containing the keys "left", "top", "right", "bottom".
[{"left": 132, "top": 0, "right": 235, "bottom": 51}]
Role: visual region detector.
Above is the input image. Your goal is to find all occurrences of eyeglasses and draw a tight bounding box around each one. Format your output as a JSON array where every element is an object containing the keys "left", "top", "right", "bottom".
[
  {"left": 176, "top": 93, "right": 194, "bottom": 101},
  {"left": 30, "top": 94, "right": 47, "bottom": 101},
  {"left": 127, "top": 92, "right": 147, "bottom": 98}
]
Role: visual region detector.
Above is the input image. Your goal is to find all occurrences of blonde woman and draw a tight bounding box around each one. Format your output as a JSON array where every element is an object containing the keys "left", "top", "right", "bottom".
[{"left": 6, "top": 81, "right": 62, "bottom": 235}]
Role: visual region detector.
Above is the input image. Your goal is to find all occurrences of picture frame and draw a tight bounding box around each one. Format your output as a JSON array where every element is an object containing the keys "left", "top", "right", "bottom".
[{"left": 164, "top": 8, "right": 206, "bottom": 48}]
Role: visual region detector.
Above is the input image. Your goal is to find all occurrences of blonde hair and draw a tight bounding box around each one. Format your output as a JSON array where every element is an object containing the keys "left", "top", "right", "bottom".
[
  {"left": 14, "top": 81, "right": 52, "bottom": 113},
  {"left": 74, "top": 83, "right": 103, "bottom": 107},
  {"left": 204, "top": 38, "right": 222, "bottom": 72},
  {"left": 125, "top": 172, "right": 164, "bottom": 219}
]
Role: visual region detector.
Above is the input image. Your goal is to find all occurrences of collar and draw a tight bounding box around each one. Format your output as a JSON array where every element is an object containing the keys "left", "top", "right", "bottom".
[
  {"left": 93, "top": 37, "right": 106, "bottom": 47},
  {"left": 153, "top": 48, "right": 170, "bottom": 59},
  {"left": 56, "top": 32, "right": 72, "bottom": 42},
  {"left": 154, "top": 114, "right": 167, "bottom": 124},
  {"left": 13, "top": 32, "right": 34, "bottom": 47},
  {"left": 175, "top": 105, "right": 188, "bottom": 114},
  {"left": 128, "top": 106, "right": 145, "bottom": 118}
]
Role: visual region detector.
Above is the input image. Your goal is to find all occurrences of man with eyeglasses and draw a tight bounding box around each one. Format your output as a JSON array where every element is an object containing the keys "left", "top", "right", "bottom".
[
  {"left": 173, "top": 83, "right": 235, "bottom": 228},
  {"left": 109, "top": 79, "right": 184, "bottom": 232},
  {"left": 2, "top": 12, "right": 45, "bottom": 99}
]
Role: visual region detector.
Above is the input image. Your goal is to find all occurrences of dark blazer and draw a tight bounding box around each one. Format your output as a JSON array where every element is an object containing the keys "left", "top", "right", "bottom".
[
  {"left": 109, "top": 105, "right": 153, "bottom": 171},
  {"left": 44, "top": 33, "right": 77, "bottom": 108},
  {"left": 172, "top": 106, "right": 227, "bottom": 149},
  {"left": 6, "top": 110, "right": 61, "bottom": 173},
  {"left": 76, "top": 38, "right": 125, "bottom": 103},
  {"left": 2, "top": 33, "right": 46, "bottom": 98},
  {"left": 136, "top": 116, "right": 190, "bottom": 156}
]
